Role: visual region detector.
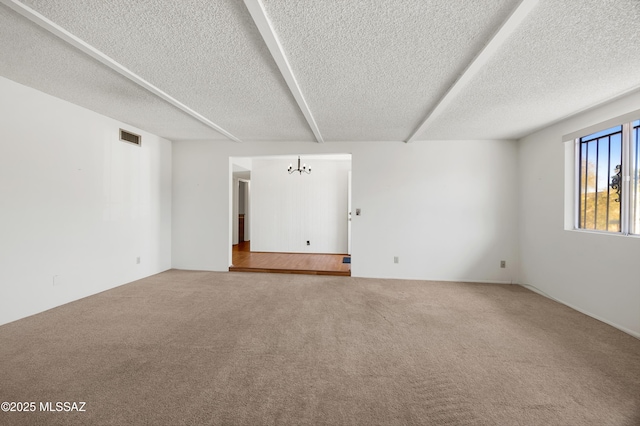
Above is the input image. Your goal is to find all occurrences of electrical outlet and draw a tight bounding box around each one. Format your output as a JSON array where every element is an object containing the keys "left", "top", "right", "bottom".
[
  {"left": 394, "top": 256, "right": 399, "bottom": 264},
  {"left": 306, "top": 241, "right": 310, "bottom": 246},
  {"left": 136, "top": 257, "right": 141, "bottom": 264},
  {"left": 500, "top": 260, "right": 506, "bottom": 268}
]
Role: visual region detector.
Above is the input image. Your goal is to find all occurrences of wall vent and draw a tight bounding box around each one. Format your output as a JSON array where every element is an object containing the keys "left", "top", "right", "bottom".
[{"left": 119, "top": 129, "right": 141, "bottom": 146}]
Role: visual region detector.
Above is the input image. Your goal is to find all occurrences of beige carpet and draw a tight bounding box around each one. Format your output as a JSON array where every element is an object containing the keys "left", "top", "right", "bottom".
[{"left": 0, "top": 270, "right": 638, "bottom": 425}]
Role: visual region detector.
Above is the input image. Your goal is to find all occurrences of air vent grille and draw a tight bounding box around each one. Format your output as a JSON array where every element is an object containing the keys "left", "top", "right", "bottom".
[{"left": 119, "top": 129, "right": 141, "bottom": 146}]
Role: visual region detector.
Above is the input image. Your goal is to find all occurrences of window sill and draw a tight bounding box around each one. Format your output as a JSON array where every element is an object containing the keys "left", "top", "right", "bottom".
[{"left": 567, "top": 228, "right": 640, "bottom": 239}]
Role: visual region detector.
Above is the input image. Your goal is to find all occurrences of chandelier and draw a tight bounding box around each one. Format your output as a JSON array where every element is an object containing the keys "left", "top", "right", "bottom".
[{"left": 287, "top": 156, "right": 311, "bottom": 175}]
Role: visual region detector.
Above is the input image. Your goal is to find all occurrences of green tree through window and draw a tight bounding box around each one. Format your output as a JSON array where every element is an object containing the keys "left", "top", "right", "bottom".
[
  {"left": 578, "top": 126, "right": 622, "bottom": 232},
  {"left": 576, "top": 120, "right": 640, "bottom": 235}
]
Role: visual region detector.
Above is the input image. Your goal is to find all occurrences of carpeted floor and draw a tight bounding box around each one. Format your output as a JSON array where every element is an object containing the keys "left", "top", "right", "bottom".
[{"left": 0, "top": 270, "right": 639, "bottom": 425}]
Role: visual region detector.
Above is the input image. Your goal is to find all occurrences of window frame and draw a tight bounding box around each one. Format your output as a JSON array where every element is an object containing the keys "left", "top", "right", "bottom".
[{"left": 572, "top": 119, "right": 639, "bottom": 236}]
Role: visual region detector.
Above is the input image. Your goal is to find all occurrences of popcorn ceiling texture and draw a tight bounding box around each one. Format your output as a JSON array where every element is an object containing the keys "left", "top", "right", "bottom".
[
  {"left": 416, "top": 0, "right": 640, "bottom": 140},
  {"left": 0, "top": 4, "right": 225, "bottom": 141},
  {"left": 18, "top": 0, "right": 315, "bottom": 142},
  {"left": 262, "top": 0, "right": 520, "bottom": 141},
  {"left": 3, "top": 0, "right": 640, "bottom": 142}
]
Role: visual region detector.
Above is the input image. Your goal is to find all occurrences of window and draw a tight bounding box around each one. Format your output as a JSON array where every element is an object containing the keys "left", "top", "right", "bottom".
[
  {"left": 576, "top": 119, "right": 640, "bottom": 235},
  {"left": 632, "top": 119, "right": 640, "bottom": 233}
]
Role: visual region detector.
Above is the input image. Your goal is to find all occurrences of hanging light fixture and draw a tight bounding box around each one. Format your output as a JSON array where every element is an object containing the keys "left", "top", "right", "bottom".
[{"left": 287, "top": 156, "right": 311, "bottom": 175}]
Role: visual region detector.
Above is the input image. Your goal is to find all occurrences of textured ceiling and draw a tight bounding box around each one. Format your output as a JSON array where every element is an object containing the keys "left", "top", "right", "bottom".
[
  {"left": 261, "top": 0, "right": 519, "bottom": 141},
  {"left": 0, "top": 4, "right": 226, "bottom": 140},
  {"left": 14, "top": 0, "right": 314, "bottom": 142},
  {"left": 1, "top": 0, "right": 639, "bottom": 143},
  {"left": 415, "top": 0, "right": 640, "bottom": 140}
]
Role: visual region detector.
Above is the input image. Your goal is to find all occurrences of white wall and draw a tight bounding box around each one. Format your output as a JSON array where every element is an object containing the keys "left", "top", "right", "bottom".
[
  {"left": 518, "top": 90, "right": 640, "bottom": 338},
  {"left": 352, "top": 141, "right": 518, "bottom": 281},
  {"left": 0, "top": 77, "right": 172, "bottom": 325},
  {"left": 172, "top": 141, "right": 224, "bottom": 270},
  {"left": 172, "top": 140, "right": 519, "bottom": 283},
  {"left": 251, "top": 158, "right": 350, "bottom": 254}
]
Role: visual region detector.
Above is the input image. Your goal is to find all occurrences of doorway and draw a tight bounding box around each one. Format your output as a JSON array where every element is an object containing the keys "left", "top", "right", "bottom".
[
  {"left": 229, "top": 154, "right": 352, "bottom": 275},
  {"left": 238, "top": 180, "right": 248, "bottom": 243}
]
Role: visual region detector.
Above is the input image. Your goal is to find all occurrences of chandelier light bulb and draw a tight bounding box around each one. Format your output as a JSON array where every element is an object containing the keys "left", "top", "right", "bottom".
[{"left": 287, "top": 156, "right": 311, "bottom": 175}]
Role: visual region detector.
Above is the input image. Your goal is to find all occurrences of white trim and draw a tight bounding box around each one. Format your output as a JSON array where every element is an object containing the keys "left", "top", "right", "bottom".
[
  {"left": 567, "top": 228, "right": 640, "bottom": 240},
  {"left": 562, "top": 108, "right": 640, "bottom": 142},
  {"left": 1, "top": 0, "right": 242, "bottom": 143},
  {"left": 243, "top": 0, "right": 325, "bottom": 143},
  {"left": 621, "top": 122, "right": 631, "bottom": 235},
  {"left": 632, "top": 122, "right": 640, "bottom": 235},
  {"left": 352, "top": 276, "right": 516, "bottom": 285},
  {"left": 453, "top": 279, "right": 515, "bottom": 285},
  {"left": 520, "top": 283, "right": 640, "bottom": 340},
  {"left": 405, "top": 0, "right": 539, "bottom": 143},
  {"left": 564, "top": 140, "right": 578, "bottom": 230}
]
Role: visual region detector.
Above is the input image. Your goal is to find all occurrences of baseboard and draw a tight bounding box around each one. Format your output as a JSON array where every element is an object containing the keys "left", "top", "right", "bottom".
[
  {"left": 519, "top": 283, "right": 640, "bottom": 340},
  {"left": 0, "top": 267, "right": 172, "bottom": 327},
  {"left": 352, "top": 274, "right": 516, "bottom": 285},
  {"left": 454, "top": 279, "right": 514, "bottom": 285}
]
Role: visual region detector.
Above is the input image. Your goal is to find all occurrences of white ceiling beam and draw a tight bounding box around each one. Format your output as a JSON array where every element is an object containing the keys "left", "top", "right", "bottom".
[
  {"left": 1, "top": 0, "right": 242, "bottom": 143},
  {"left": 405, "top": 0, "right": 540, "bottom": 143},
  {"left": 243, "top": 0, "right": 324, "bottom": 143}
]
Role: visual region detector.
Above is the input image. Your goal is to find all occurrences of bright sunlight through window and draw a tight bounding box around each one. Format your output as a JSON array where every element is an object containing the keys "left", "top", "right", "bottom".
[{"left": 576, "top": 119, "right": 640, "bottom": 235}]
